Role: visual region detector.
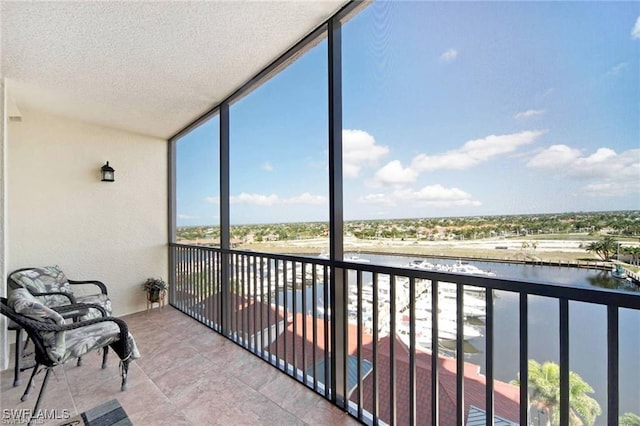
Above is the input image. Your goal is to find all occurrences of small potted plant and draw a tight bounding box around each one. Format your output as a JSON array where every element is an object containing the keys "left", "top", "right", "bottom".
[{"left": 142, "top": 277, "right": 167, "bottom": 303}]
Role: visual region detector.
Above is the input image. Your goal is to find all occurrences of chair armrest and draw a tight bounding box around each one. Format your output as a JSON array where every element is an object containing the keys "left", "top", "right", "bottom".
[
  {"left": 68, "top": 279, "right": 108, "bottom": 295},
  {"left": 31, "top": 291, "right": 77, "bottom": 304},
  {"left": 53, "top": 302, "right": 108, "bottom": 318}
]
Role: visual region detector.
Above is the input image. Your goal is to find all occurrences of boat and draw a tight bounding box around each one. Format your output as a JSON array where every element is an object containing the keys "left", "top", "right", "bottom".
[
  {"left": 403, "top": 311, "right": 482, "bottom": 340},
  {"left": 451, "top": 261, "right": 496, "bottom": 276},
  {"left": 408, "top": 259, "right": 436, "bottom": 270},
  {"left": 408, "top": 259, "right": 496, "bottom": 277},
  {"left": 345, "top": 255, "right": 370, "bottom": 263},
  {"left": 319, "top": 253, "right": 370, "bottom": 263},
  {"left": 612, "top": 264, "right": 628, "bottom": 280}
]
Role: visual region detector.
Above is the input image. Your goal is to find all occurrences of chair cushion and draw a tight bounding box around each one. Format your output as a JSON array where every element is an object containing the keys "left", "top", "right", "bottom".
[
  {"left": 8, "top": 288, "right": 140, "bottom": 364},
  {"left": 76, "top": 293, "right": 113, "bottom": 319},
  {"left": 63, "top": 323, "right": 141, "bottom": 363},
  {"left": 10, "top": 266, "right": 72, "bottom": 307},
  {"left": 8, "top": 288, "right": 66, "bottom": 362}
]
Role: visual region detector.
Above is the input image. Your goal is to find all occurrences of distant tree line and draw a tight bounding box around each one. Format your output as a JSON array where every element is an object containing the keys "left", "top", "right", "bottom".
[{"left": 177, "top": 210, "right": 640, "bottom": 244}]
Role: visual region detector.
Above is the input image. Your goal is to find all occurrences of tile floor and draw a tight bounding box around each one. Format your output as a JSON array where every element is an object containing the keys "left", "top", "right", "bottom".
[{"left": 1, "top": 306, "right": 360, "bottom": 425}]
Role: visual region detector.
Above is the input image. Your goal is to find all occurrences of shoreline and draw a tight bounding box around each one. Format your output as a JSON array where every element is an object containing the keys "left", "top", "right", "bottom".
[
  {"left": 233, "top": 236, "right": 602, "bottom": 263},
  {"left": 178, "top": 235, "right": 638, "bottom": 276}
]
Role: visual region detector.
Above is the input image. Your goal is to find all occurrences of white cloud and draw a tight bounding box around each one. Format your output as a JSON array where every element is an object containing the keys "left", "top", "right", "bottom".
[
  {"left": 541, "top": 88, "right": 555, "bottom": 98},
  {"left": 286, "top": 192, "right": 326, "bottom": 205},
  {"left": 231, "top": 193, "right": 280, "bottom": 206},
  {"left": 527, "top": 144, "right": 582, "bottom": 169},
  {"left": 575, "top": 147, "right": 617, "bottom": 167},
  {"left": 632, "top": 16, "right": 640, "bottom": 39},
  {"left": 358, "top": 184, "right": 481, "bottom": 209},
  {"left": 440, "top": 48, "right": 458, "bottom": 62},
  {"left": 581, "top": 183, "right": 629, "bottom": 197},
  {"left": 230, "top": 192, "right": 326, "bottom": 206},
  {"left": 261, "top": 161, "right": 274, "bottom": 172},
  {"left": 528, "top": 146, "right": 640, "bottom": 198},
  {"left": 374, "top": 160, "right": 418, "bottom": 187},
  {"left": 394, "top": 184, "right": 481, "bottom": 207},
  {"left": 514, "top": 109, "right": 546, "bottom": 119},
  {"left": 606, "top": 62, "right": 628, "bottom": 76},
  {"left": 343, "top": 129, "right": 389, "bottom": 178},
  {"left": 412, "top": 130, "right": 545, "bottom": 172},
  {"left": 177, "top": 214, "right": 199, "bottom": 220},
  {"left": 358, "top": 193, "right": 396, "bottom": 206}
]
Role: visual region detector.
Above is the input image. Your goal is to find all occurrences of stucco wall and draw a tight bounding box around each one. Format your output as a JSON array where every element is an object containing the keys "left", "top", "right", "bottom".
[{"left": 7, "top": 108, "right": 167, "bottom": 315}]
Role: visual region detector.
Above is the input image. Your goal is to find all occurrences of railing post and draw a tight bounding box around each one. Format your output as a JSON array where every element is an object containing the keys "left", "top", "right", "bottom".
[
  {"left": 607, "top": 305, "right": 619, "bottom": 425},
  {"left": 520, "top": 293, "right": 529, "bottom": 426},
  {"left": 167, "top": 138, "right": 177, "bottom": 305},
  {"left": 328, "top": 15, "right": 345, "bottom": 408},
  {"left": 559, "top": 299, "right": 570, "bottom": 426},
  {"left": 220, "top": 102, "right": 231, "bottom": 337}
]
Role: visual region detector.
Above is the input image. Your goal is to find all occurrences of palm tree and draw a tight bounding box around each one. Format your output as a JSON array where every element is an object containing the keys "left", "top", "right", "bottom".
[
  {"left": 585, "top": 236, "right": 618, "bottom": 261},
  {"left": 511, "top": 360, "right": 601, "bottom": 426},
  {"left": 620, "top": 412, "right": 640, "bottom": 426},
  {"left": 622, "top": 246, "right": 640, "bottom": 266}
]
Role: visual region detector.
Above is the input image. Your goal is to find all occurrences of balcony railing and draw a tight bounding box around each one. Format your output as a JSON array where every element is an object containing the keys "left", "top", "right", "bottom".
[{"left": 169, "top": 242, "right": 640, "bottom": 426}]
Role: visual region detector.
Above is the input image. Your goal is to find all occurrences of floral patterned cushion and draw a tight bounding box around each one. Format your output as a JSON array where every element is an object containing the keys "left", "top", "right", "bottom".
[
  {"left": 11, "top": 267, "right": 113, "bottom": 319},
  {"left": 8, "top": 288, "right": 140, "bottom": 364},
  {"left": 10, "top": 266, "right": 72, "bottom": 307},
  {"left": 76, "top": 294, "right": 113, "bottom": 319},
  {"left": 63, "top": 322, "right": 141, "bottom": 363},
  {"left": 8, "top": 288, "right": 66, "bottom": 362}
]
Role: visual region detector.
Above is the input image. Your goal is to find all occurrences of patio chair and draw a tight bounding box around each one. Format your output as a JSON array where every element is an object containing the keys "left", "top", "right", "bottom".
[
  {"left": 8, "top": 266, "right": 114, "bottom": 381},
  {"left": 1, "top": 289, "right": 140, "bottom": 426},
  {"left": 8, "top": 266, "right": 112, "bottom": 318},
  {"left": 8, "top": 301, "right": 107, "bottom": 387}
]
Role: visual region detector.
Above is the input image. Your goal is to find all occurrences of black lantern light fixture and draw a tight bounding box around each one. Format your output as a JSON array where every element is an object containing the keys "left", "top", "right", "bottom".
[{"left": 101, "top": 161, "right": 115, "bottom": 182}]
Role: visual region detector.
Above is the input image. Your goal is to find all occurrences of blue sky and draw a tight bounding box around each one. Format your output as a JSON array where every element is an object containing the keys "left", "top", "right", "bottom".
[{"left": 176, "top": 1, "right": 640, "bottom": 226}]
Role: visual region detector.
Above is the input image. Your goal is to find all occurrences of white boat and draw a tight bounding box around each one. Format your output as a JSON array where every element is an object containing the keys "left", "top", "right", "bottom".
[
  {"left": 612, "top": 264, "right": 628, "bottom": 280},
  {"left": 409, "top": 259, "right": 436, "bottom": 270},
  {"left": 345, "top": 255, "right": 370, "bottom": 263},
  {"left": 451, "top": 261, "right": 496, "bottom": 276},
  {"left": 320, "top": 253, "right": 370, "bottom": 263},
  {"left": 434, "top": 288, "right": 486, "bottom": 317},
  {"left": 408, "top": 259, "right": 496, "bottom": 277},
  {"left": 401, "top": 311, "right": 482, "bottom": 340},
  {"left": 417, "top": 288, "right": 486, "bottom": 319}
]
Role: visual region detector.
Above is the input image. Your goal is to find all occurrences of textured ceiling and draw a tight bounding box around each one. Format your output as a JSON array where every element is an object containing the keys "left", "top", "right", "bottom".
[{"left": 1, "top": 1, "right": 348, "bottom": 139}]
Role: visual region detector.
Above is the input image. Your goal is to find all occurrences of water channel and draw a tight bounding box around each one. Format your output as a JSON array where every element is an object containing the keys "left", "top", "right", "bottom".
[
  {"left": 359, "top": 253, "right": 640, "bottom": 422},
  {"left": 273, "top": 253, "right": 639, "bottom": 421}
]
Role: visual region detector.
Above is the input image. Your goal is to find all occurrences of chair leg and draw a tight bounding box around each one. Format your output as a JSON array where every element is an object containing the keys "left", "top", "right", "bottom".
[
  {"left": 77, "top": 356, "right": 82, "bottom": 366},
  {"left": 13, "top": 328, "right": 22, "bottom": 387},
  {"left": 120, "top": 359, "right": 129, "bottom": 391},
  {"left": 21, "top": 363, "right": 40, "bottom": 402},
  {"left": 102, "top": 346, "right": 109, "bottom": 369},
  {"left": 27, "top": 368, "right": 52, "bottom": 426}
]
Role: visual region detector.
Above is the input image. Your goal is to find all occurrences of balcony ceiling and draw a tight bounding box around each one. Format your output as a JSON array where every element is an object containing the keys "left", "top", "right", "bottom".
[{"left": 1, "top": 1, "right": 349, "bottom": 139}]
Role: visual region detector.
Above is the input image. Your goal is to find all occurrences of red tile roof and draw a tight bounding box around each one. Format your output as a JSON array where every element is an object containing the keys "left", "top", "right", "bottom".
[{"left": 268, "top": 313, "right": 520, "bottom": 425}]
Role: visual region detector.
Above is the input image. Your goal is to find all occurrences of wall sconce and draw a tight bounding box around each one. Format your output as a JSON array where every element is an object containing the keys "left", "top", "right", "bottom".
[{"left": 101, "top": 161, "right": 115, "bottom": 182}]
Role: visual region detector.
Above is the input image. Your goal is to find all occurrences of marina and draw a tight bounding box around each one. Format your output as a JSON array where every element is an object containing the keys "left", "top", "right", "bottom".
[{"left": 269, "top": 252, "right": 639, "bottom": 420}]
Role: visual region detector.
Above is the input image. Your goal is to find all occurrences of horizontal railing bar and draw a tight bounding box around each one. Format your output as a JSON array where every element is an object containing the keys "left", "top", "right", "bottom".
[{"left": 170, "top": 243, "right": 640, "bottom": 309}]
